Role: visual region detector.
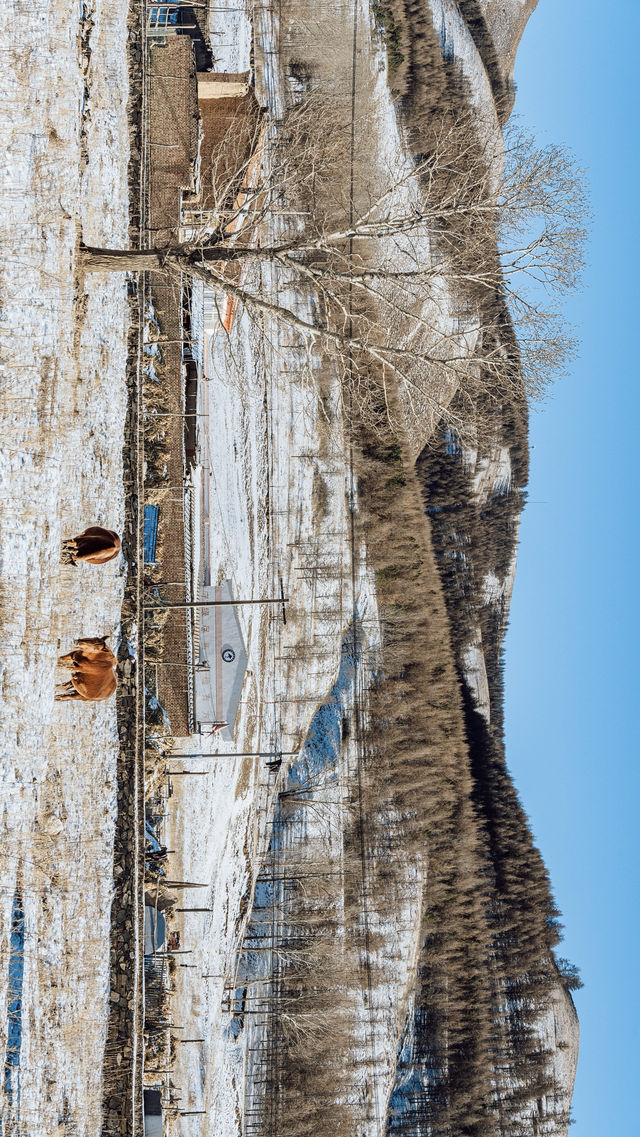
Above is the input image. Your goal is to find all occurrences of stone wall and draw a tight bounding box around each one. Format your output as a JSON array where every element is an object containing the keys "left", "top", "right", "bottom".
[{"left": 148, "top": 36, "right": 199, "bottom": 243}]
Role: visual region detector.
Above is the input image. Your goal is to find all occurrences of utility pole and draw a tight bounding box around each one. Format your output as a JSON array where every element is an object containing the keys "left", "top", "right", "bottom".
[
  {"left": 167, "top": 750, "right": 296, "bottom": 759},
  {"left": 144, "top": 595, "right": 286, "bottom": 612},
  {"left": 163, "top": 881, "right": 208, "bottom": 889},
  {"left": 145, "top": 578, "right": 288, "bottom": 623},
  {"left": 163, "top": 769, "right": 210, "bottom": 776}
]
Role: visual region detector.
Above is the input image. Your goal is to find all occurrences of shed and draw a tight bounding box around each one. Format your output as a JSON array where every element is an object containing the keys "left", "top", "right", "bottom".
[
  {"left": 143, "top": 505, "right": 160, "bottom": 563},
  {"left": 182, "top": 72, "right": 262, "bottom": 223},
  {"left": 144, "top": 905, "right": 167, "bottom": 956},
  {"left": 194, "top": 580, "right": 248, "bottom": 739},
  {"left": 143, "top": 1088, "right": 163, "bottom": 1137}
]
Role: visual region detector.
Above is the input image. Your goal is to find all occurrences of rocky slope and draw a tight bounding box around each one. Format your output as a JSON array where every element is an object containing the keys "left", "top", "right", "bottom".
[{"left": 480, "top": 0, "right": 539, "bottom": 93}]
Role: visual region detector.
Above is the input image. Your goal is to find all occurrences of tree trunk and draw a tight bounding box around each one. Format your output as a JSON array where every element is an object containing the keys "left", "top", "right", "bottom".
[
  {"left": 81, "top": 240, "right": 267, "bottom": 273},
  {"left": 80, "top": 246, "right": 169, "bottom": 272}
]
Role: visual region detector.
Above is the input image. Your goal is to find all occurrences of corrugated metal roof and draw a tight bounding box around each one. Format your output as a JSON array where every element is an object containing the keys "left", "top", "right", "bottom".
[
  {"left": 143, "top": 505, "right": 159, "bottom": 563},
  {"left": 194, "top": 580, "right": 248, "bottom": 739}
]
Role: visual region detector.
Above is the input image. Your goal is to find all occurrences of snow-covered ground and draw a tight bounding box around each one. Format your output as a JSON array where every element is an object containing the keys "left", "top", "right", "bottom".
[
  {"left": 161, "top": 1, "right": 464, "bottom": 1134},
  {"left": 157, "top": 0, "right": 578, "bottom": 1129},
  {"left": 165, "top": 277, "right": 370, "bottom": 1135},
  {"left": 165, "top": 328, "right": 420, "bottom": 1128},
  {"left": 0, "top": 0, "right": 130, "bottom": 1131}
]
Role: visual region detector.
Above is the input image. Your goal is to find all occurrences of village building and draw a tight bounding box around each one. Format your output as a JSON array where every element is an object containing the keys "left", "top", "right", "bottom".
[
  {"left": 146, "top": 36, "right": 261, "bottom": 736},
  {"left": 143, "top": 1088, "right": 163, "bottom": 1137},
  {"left": 143, "top": 905, "right": 167, "bottom": 957}
]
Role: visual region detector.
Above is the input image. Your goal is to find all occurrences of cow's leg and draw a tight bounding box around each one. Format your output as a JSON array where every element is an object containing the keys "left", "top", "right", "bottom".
[{"left": 55, "top": 681, "right": 78, "bottom": 699}]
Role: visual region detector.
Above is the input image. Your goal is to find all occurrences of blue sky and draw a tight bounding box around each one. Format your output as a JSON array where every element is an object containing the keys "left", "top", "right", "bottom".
[{"left": 504, "top": 2, "right": 640, "bottom": 1134}]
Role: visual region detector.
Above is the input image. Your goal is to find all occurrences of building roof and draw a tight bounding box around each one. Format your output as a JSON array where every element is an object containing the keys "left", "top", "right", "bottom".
[{"left": 194, "top": 580, "right": 248, "bottom": 739}]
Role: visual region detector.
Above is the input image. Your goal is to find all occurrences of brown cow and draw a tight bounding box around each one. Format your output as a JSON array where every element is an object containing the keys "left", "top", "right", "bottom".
[
  {"left": 55, "top": 636, "right": 118, "bottom": 702},
  {"left": 62, "top": 526, "right": 121, "bottom": 565}
]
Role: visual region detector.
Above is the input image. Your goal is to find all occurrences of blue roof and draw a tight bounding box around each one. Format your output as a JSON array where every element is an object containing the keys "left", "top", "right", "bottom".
[{"left": 143, "top": 505, "right": 159, "bottom": 563}]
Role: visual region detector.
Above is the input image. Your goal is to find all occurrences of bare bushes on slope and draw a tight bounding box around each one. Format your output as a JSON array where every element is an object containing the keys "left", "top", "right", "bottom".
[
  {"left": 457, "top": 0, "right": 514, "bottom": 119},
  {"left": 353, "top": 405, "right": 567, "bottom": 1136},
  {"left": 416, "top": 388, "right": 582, "bottom": 1031},
  {"left": 240, "top": 399, "right": 568, "bottom": 1137},
  {"left": 354, "top": 419, "right": 498, "bottom": 1135},
  {"left": 375, "top": 0, "right": 519, "bottom": 120},
  {"left": 372, "top": 0, "right": 466, "bottom": 127},
  {"left": 369, "top": 1, "right": 587, "bottom": 441},
  {"left": 243, "top": 848, "right": 362, "bottom": 1137},
  {"left": 417, "top": 386, "right": 530, "bottom": 704}
]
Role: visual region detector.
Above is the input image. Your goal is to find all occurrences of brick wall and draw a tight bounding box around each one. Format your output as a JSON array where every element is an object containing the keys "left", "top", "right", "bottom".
[
  {"left": 182, "top": 73, "right": 262, "bottom": 218},
  {"left": 148, "top": 36, "right": 199, "bottom": 243}
]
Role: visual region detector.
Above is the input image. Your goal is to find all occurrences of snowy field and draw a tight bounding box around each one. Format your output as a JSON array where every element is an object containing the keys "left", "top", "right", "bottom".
[
  {"left": 165, "top": 274, "right": 372, "bottom": 1135},
  {"left": 0, "top": 0, "right": 130, "bottom": 1132}
]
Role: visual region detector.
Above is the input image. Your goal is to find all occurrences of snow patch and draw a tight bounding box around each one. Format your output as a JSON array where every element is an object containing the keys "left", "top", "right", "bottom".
[
  {"left": 462, "top": 639, "right": 491, "bottom": 722},
  {"left": 0, "top": 0, "right": 129, "bottom": 1129}
]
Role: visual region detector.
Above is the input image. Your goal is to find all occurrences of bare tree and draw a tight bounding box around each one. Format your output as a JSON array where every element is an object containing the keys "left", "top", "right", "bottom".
[{"left": 81, "top": 100, "right": 588, "bottom": 423}]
